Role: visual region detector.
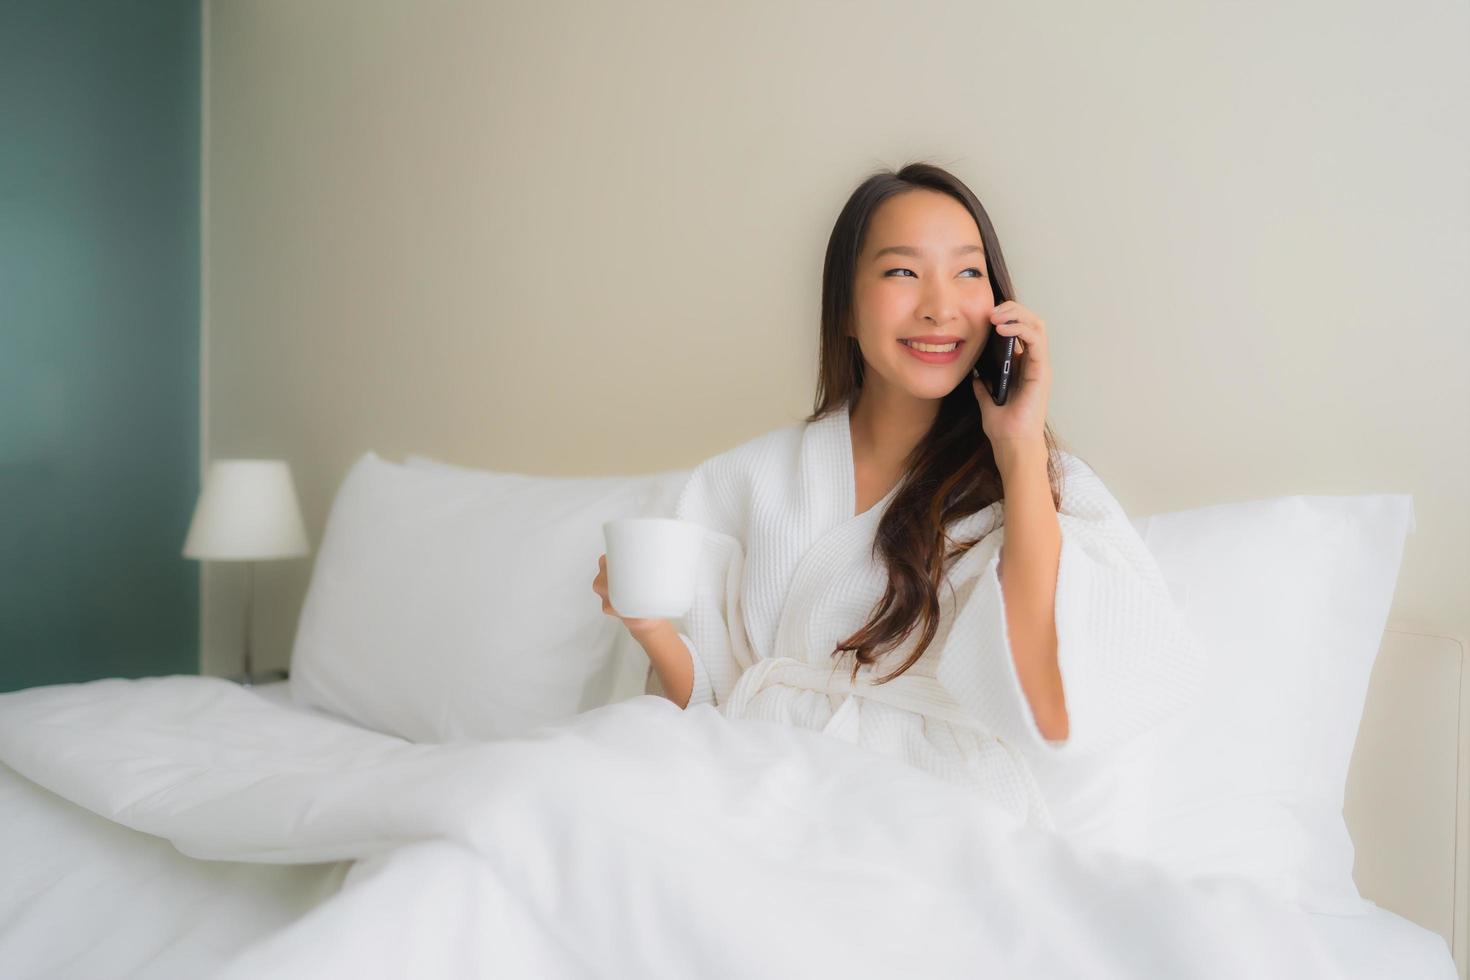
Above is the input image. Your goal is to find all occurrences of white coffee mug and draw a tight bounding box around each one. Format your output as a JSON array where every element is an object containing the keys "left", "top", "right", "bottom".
[{"left": 602, "top": 518, "right": 705, "bottom": 619}]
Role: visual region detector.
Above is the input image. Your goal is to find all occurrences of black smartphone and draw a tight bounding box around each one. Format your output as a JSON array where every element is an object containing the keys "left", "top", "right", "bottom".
[{"left": 971, "top": 324, "right": 1017, "bottom": 406}]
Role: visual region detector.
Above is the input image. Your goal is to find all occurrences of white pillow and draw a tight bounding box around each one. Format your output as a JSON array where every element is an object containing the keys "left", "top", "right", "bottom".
[
  {"left": 290, "top": 452, "right": 683, "bottom": 742},
  {"left": 1128, "top": 493, "right": 1416, "bottom": 914},
  {"left": 402, "top": 453, "right": 691, "bottom": 706}
]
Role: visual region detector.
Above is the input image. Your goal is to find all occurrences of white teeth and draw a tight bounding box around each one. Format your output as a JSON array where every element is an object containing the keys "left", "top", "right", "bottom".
[{"left": 903, "top": 340, "right": 958, "bottom": 353}]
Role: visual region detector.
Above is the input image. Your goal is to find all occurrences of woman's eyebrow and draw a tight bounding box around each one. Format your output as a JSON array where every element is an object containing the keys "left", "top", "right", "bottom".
[{"left": 871, "top": 244, "right": 984, "bottom": 261}]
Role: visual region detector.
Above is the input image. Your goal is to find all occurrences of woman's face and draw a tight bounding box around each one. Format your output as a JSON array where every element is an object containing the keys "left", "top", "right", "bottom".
[{"left": 850, "top": 189, "right": 995, "bottom": 400}]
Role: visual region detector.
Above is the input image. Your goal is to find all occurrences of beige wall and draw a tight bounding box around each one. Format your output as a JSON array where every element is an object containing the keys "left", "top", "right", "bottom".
[{"left": 202, "top": 0, "right": 1469, "bottom": 677}]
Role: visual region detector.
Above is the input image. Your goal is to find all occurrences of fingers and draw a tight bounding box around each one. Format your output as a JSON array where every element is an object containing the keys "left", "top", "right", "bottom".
[
  {"left": 992, "top": 316, "right": 1045, "bottom": 359},
  {"left": 593, "top": 554, "right": 621, "bottom": 619},
  {"left": 989, "top": 301, "right": 1027, "bottom": 327}
]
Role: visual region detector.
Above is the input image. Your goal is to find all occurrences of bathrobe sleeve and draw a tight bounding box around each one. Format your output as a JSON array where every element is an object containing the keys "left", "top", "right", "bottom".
[
  {"left": 935, "top": 450, "right": 1206, "bottom": 761},
  {"left": 669, "top": 453, "right": 752, "bottom": 710}
]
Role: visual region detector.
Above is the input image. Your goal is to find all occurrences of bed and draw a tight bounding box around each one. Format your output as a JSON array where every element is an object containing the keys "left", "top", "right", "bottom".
[{"left": 0, "top": 452, "right": 1460, "bottom": 979}]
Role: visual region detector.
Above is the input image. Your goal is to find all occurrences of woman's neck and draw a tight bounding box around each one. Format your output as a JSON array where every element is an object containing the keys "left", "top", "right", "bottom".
[{"left": 849, "top": 388, "right": 939, "bottom": 474}]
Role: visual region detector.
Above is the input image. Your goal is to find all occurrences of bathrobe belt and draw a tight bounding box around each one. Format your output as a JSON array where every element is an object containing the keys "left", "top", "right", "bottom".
[
  {"left": 723, "top": 656, "right": 991, "bottom": 736},
  {"left": 723, "top": 655, "right": 1057, "bottom": 830}
]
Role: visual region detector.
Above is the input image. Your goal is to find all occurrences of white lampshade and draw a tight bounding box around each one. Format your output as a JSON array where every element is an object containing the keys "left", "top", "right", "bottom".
[{"left": 183, "top": 459, "right": 311, "bottom": 561}]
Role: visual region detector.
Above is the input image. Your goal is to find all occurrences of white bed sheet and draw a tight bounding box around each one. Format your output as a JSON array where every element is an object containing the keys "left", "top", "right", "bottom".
[
  {"left": 0, "top": 678, "right": 1456, "bottom": 980},
  {"left": 0, "top": 762, "right": 349, "bottom": 979},
  {"left": 1300, "top": 904, "right": 1457, "bottom": 980},
  {"left": 0, "top": 681, "right": 362, "bottom": 979},
  {"left": 249, "top": 682, "right": 1462, "bottom": 980}
]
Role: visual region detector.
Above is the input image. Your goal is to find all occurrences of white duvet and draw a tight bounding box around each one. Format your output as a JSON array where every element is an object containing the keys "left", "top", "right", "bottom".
[{"left": 0, "top": 676, "right": 1352, "bottom": 979}]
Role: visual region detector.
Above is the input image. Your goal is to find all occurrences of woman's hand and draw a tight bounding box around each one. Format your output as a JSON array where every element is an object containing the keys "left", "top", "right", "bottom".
[
  {"left": 593, "top": 553, "right": 669, "bottom": 639},
  {"left": 972, "top": 300, "right": 1052, "bottom": 453}
]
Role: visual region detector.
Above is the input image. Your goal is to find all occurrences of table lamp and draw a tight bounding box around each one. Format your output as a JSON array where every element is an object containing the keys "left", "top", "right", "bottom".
[{"left": 183, "top": 459, "right": 311, "bottom": 686}]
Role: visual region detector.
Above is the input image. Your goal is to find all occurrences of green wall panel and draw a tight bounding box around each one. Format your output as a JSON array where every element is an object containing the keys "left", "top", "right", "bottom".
[{"left": 1, "top": 0, "right": 201, "bottom": 690}]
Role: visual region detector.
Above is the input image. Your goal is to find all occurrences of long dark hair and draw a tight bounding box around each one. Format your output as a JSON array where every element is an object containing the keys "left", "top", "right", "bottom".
[{"left": 807, "top": 161, "right": 1066, "bottom": 685}]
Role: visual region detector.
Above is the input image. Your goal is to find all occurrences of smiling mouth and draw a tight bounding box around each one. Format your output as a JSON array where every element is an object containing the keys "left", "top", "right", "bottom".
[
  {"left": 899, "top": 339, "right": 962, "bottom": 352},
  {"left": 897, "top": 339, "right": 964, "bottom": 365}
]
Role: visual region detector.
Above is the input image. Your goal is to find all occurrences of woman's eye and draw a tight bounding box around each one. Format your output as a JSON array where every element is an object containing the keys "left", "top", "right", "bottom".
[{"left": 883, "top": 268, "right": 986, "bottom": 278}]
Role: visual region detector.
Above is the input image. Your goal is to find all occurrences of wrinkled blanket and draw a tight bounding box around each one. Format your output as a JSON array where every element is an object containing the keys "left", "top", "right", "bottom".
[{"left": 0, "top": 676, "right": 1347, "bottom": 979}]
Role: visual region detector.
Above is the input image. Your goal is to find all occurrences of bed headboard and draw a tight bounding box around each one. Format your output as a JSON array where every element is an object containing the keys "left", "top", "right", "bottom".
[{"left": 1344, "top": 627, "right": 1468, "bottom": 978}]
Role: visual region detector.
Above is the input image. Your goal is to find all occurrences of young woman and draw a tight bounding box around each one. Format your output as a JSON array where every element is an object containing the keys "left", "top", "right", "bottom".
[{"left": 594, "top": 162, "right": 1203, "bottom": 839}]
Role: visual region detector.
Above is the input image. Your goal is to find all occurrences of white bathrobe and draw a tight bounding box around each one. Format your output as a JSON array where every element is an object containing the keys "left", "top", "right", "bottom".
[{"left": 670, "top": 403, "right": 1206, "bottom": 843}]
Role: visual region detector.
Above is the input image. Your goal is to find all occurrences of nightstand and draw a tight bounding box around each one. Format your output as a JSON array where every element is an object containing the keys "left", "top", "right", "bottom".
[{"left": 226, "top": 668, "right": 290, "bottom": 687}]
